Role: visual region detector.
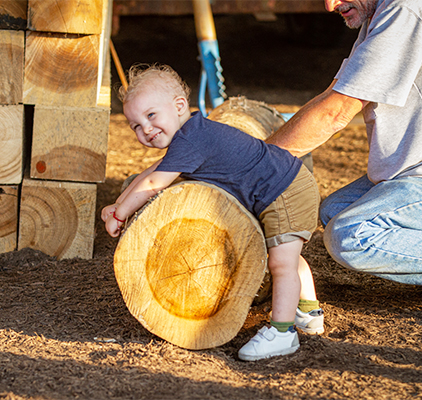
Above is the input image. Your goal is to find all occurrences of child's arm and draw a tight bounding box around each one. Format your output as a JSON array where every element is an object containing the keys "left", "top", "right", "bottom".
[
  {"left": 101, "top": 159, "right": 162, "bottom": 222},
  {"left": 105, "top": 169, "right": 181, "bottom": 237},
  {"left": 116, "top": 159, "right": 163, "bottom": 204}
]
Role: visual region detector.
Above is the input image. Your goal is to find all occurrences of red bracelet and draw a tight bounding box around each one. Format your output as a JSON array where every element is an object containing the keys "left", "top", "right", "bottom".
[{"left": 113, "top": 211, "right": 125, "bottom": 223}]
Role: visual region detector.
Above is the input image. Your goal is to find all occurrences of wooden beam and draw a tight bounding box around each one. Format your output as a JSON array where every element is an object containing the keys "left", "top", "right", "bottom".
[
  {"left": 27, "top": 0, "right": 104, "bottom": 35},
  {"left": 0, "top": 0, "right": 27, "bottom": 30},
  {"left": 30, "top": 51, "right": 110, "bottom": 182},
  {"left": 97, "top": 47, "right": 111, "bottom": 108},
  {"left": 18, "top": 179, "right": 97, "bottom": 260},
  {"left": 113, "top": 0, "right": 326, "bottom": 16},
  {"left": 23, "top": 32, "right": 102, "bottom": 107},
  {"left": 30, "top": 105, "right": 109, "bottom": 183},
  {"left": 0, "top": 185, "right": 18, "bottom": 253},
  {"left": 97, "top": 0, "right": 113, "bottom": 102},
  {"left": 0, "top": 105, "right": 24, "bottom": 184},
  {"left": 0, "top": 30, "right": 24, "bottom": 105}
]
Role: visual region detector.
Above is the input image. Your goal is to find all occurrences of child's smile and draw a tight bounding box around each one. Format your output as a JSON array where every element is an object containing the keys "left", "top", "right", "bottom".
[{"left": 123, "top": 85, "right": 186, "bottom": 149}]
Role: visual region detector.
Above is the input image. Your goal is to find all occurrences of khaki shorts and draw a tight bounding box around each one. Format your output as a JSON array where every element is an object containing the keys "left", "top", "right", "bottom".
[{"left": 259, "top": 164, "right": 320, "bottom": 248}]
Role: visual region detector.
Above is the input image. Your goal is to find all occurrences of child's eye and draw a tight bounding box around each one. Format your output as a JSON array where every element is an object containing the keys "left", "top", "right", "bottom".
[{"left": 148, "top": 113, "right": 155, "bottom": 119}]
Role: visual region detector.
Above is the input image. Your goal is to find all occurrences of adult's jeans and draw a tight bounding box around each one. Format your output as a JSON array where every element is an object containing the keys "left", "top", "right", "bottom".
[{"left": 320, "top": 174, "right": 422, "bottom": 285}]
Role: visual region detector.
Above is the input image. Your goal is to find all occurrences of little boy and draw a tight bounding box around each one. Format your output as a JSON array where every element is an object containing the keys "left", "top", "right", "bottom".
[{"left": 102, "top": 64, "right": 324, "bottom": 361}]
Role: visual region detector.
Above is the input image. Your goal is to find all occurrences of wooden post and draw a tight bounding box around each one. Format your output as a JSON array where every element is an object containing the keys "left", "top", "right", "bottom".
[
  {"left": 29, "top": 47, "right": 111, "bottom": 183},
  {"left": 0, "top": 0, "right": 112, "bottom": 259},
  {"left": 23, "top": 0, "right": 112, "bottom": 108},
  {"left": 0, "top": 30, "right": 24, "bottom": 105},
  {"left": 0, "top": 185, "right": 18, "bottom": 253},
  {"left": 30, "top": 106, "right": 109, "bottom": 182},
  {"left": 18, "top": 179, "right": 97, "bottom": 260},
  {"left": 0, "top": 105, "right": 24, "bottom": 184},
  {"left": 27, "top": 0, "right": 104, "bottom": 35},
  {"left": 0, "top": 0, "right": 27, "bottom": 30},
  {"left": 23, "top": 32, "right": 102, "bottom": 108}
]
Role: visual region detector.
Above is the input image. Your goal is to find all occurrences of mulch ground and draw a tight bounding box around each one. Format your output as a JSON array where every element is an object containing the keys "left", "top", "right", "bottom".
[
  {"left": 1, "top": 14, "right": 422, "bottom": 400},
  {"left": 1, "top": 114, "right": 421, "bottom": 400}
]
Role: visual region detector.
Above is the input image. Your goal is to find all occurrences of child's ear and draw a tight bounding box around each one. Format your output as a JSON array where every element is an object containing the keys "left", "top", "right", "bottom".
[{"left": 174, "top": 96, "right": 188, "bottom": 115}]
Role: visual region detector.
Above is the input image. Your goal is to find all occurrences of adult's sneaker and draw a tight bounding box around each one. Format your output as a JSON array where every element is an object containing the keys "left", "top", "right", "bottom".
[
  {"left": 238, "top": 326, "right": 300, "bottom": 361},
  {"left": 294, "top": 308, "right": 324, "bottom": 335}
]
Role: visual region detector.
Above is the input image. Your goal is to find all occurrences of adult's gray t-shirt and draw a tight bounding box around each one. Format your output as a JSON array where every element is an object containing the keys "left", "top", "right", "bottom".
[{"left": 333, "top": 0, "right": 422, "bottom": 183}]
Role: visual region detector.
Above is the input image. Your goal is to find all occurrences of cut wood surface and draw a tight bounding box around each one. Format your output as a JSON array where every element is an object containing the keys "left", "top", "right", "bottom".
[
  {"left": 18, "top": 179, "right": 97, "bottom": 260},
  {"left": 0, "top": 30, "right": 24, "bottom": 105},
  {"left": 0, "top": 105, "right": 24, "bottom": 184},
  {"left": 0, "top": 0, "right": 27, "bottom": 30},
  {"left": 114, "top": 181, "right": 268, "bottom": 350},
  {"left": 27, "top": 0, "right": 103, "bottom": 34},
  {"left": 23, "top": 32, "right": 101, "bottom": 107},
  {"left": 30, "top": 105, "right": 109, "bottom": 182},
  {"left": 0, "top": 185, "right": 18, "bottom": 253}
]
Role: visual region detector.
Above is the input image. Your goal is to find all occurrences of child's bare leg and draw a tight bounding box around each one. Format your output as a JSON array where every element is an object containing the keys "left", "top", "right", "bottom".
[
  {"left": 238, "top": 239, "right": 302, "bottom": 361},
  {"left": 268, "top": 239, "right": 304, "bottom": 323},
  {"left": 298, "top": 255, "right": 317, "bottom": 301},
  {"left": 295, "top": 255, "right": 324, "bottom": 335},
  {"left": 238, "top": 239, "right": 322, "bottom": 361}
]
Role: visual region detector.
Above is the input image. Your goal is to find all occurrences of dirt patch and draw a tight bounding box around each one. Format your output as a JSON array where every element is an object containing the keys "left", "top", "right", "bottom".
[{"left": 1, "top": 14, "right": 422, "bottom": 400}]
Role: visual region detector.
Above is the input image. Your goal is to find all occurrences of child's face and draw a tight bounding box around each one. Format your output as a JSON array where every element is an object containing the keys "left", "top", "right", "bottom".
[{"left": 124, "top": 85, "right": 186, "bottom": 149}]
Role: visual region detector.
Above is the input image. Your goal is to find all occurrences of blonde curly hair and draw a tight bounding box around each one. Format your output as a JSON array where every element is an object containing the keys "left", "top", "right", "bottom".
[{"left": 118, "top": 63, "right": 191, "bottom": 105}]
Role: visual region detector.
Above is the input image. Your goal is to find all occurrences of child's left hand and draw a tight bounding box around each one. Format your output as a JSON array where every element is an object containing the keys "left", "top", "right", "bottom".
[
  {"left": 101, "top": 203, "right": 118, "bottom": 222},
  {"left": 105, "top": 213, "right": 124, "bottom": 238}
]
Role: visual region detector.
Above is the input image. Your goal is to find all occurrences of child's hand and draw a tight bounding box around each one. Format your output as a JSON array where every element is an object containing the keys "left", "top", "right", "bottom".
[
  {"left": 101, "top": 204, "right": 118, "bottom": 222},
  {"left": 105, "top": 213, "right": 124, "bottom": 238}
]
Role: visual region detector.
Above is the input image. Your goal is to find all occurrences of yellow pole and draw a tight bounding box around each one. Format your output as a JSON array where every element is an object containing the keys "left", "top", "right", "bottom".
[
  {"left": 192, "top": 0, "right": 217, "bottom": 41},
  {"left": 110, "top": 39, "right": 128, "bottom": 90}
]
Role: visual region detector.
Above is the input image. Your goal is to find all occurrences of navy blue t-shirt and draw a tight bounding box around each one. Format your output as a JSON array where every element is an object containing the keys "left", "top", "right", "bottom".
[{"left": 156, "top": 111, "right": 302, "bottom": 217}]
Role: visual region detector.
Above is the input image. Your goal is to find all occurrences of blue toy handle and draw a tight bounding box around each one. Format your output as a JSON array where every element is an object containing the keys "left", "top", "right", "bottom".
[{"left": 198, "top": 39, "right": 226, "bottom": 116}]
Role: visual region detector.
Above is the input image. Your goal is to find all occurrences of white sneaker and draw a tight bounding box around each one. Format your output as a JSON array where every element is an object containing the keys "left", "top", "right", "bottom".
[
  {"left": 294, "top": 308, "right": 324, "bottom": 335},
  {"left": 238, "top": 326, "right": 300, "bottom": 361}
]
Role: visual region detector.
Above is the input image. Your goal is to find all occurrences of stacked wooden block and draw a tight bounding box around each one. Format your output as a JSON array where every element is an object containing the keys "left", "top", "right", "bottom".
[{"left": 0, "top": 0, "right": 112, "bottom": 259}]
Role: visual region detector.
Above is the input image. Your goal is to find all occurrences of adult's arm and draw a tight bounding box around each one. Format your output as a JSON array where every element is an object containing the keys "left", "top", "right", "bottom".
[{"left": 266, "top": 80, "right": 369, "bottom": 157}]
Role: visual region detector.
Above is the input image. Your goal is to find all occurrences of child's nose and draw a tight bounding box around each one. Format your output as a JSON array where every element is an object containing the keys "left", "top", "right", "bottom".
[{"left": 143, "top": 123, "right": 153, "bottom": 134}]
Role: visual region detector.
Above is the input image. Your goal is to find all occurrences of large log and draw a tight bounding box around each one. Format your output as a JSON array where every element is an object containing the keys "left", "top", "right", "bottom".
[
  {"left": 0, "top": 105, "right": 24, "bottom": 184},
  {"left": 18, "top": 179, "right": 97, "bottom": 260},
  {"left": 0, "top": 0, "right": 27, "bottom": 30},
  {"left": 0, "top": 185, "right": 18, "bottom": 253},
  {"left": 208, "top": 98, "right": 289, "bottom": 304},
  {"left": 27, "top": 0, "right": 104, "bottom": 35},
  {"left": 114, "top": 181, "right": 268, "bottom": 350},
  {"left": 0, "top": 30, "right": 24, "bottom": 105},
  {"left": 207, "top": 96, "right": 285, "bottom": 140}
]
